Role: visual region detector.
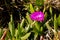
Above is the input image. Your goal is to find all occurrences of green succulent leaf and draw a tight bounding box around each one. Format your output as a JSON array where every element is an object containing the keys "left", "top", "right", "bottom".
[
  {"left": 54, "top": 14, "right": 57, "bottom": 31},
  {"left": 21, "top": 32, "right": 31, "bottom": 40},
  {"left": 30, "top": 3, "right": 34, "bottom": 13},
  {"left": 49, "top": 7, "right": 52, "bottom": 16},
  {"left": 34, "top": 32, "right": 38, "bottom": 40},
  {"left": 35, "top": 22, "right": 40, "bottom": 31},
  {"left": 18, "top": 18, "right": 25, "bottom": 36},
  {"left": 8, "top": 15, "right": 15, "bottom": 37},
  {"left": 43, "top": 6, "right": 46, "bottom": 13},
  {"left": 26, "top": 13, "right": 33, "bottom": 24}
]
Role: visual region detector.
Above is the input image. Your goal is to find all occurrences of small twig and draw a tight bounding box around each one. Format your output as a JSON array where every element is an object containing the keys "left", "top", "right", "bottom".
[
  {"left": 40, "top": 35, "right": 44, "bottom": 40},
  {"left": 0, "top": 7, "right": 3, "bottom": 10},
  {"left": 1, "top": 29, "right": 7, "bottom": 40}
]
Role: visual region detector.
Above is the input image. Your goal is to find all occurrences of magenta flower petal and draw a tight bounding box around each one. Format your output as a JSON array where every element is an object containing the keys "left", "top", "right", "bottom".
[{"left": 30, "top": 11, "right": 44, "bottom": 22}]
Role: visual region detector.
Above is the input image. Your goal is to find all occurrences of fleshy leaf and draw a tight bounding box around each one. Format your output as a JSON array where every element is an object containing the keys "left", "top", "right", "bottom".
[
  {"left": 30, "top": 4, "right": 34, "bottom": 13},
  {"left": 54, "top": 14, "right": 57, "bottom": 31},
  {"left": 21, "top": 32, "right": 31, "bottom": 40}
]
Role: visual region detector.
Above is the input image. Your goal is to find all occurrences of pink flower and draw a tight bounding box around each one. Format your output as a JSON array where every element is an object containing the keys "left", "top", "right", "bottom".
[{"left": 30, "top": 11, "right": 44, "bottom": 22}]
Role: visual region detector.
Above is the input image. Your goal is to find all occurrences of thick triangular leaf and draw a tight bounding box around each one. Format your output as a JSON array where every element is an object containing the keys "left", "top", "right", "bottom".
[
  {"left": 30, "top": 4, "right": 34, "bottom": 13},
  {"left": 54, "top": 14, "right": 57, "bottom": 31},
  {"left": 26, "top": 13, "right": 33, "bottom": 24},
  {"left": 49, "top": 7, "right": 52, "bottom": 16},
  {"left": 8, "top": 15, "right": 15, "bottom": 37},
  {"left": 21, "top": 32, "right": 31, "bottom": 40}
]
